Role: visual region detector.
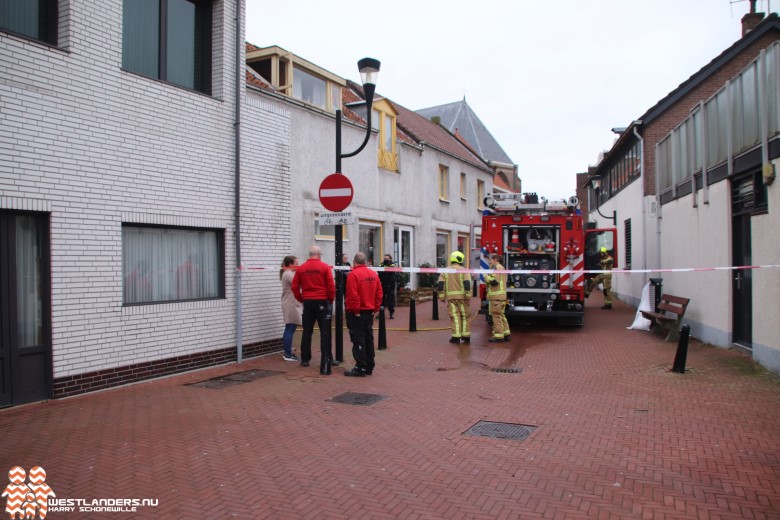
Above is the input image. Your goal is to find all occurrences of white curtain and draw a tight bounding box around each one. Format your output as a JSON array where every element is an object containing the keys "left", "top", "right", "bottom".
[
  {"left": 122, "top": 226, "right": 219, "bottom": 304},
  {"left": 16, "top": 215, "right": 42, "bottom": 347}
]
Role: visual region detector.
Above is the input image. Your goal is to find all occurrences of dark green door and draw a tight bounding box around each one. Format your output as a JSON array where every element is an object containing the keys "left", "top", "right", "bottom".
[{"left": 0, "top": 212, "right": 52, "bottom": 407}]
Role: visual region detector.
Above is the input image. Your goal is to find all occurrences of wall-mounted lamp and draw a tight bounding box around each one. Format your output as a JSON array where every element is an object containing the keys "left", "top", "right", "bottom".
[{"left": 590, "top": 175, "right": 617, "bottom": 226}]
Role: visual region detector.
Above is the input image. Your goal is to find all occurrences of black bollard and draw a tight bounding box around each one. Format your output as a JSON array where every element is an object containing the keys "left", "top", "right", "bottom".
[
  {"left": 409, "top": 297, "right": 417, "bottom": 332},
  {"left": 432, "top": 290, "right": 439, "bottom": 320},
  {"left": 672, "top": 324, "right": 690, "bottom": 373},
  {"left": 378, "top": 305, "right": 387, "bottom": 350}
]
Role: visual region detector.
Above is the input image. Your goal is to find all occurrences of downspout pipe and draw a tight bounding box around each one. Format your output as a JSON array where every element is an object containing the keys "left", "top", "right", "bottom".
[
  {"left": 633, "top": 123, "right": 646, "bottom": 285},
  {"left": 234, "top": 0, "right": 243, "bottom": 363}
]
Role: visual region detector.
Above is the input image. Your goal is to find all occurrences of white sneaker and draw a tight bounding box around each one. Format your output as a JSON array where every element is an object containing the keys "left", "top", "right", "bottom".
[{"left": 283, "top": 354, "right": 299, "bottom": 362}]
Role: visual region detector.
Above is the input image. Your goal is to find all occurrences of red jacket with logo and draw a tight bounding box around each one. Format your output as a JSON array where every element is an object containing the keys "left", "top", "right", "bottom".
[
  {"left": 291, "top": 258, "right": 335, "bottom": 302},
  {"left": 345, "top": 264, "right": 383, "bottom": 313}
]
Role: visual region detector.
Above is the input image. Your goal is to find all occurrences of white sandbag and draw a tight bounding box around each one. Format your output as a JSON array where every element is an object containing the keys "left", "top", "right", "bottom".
[{"left": 627, "top": 282, "right": 653, "bottom": 331}]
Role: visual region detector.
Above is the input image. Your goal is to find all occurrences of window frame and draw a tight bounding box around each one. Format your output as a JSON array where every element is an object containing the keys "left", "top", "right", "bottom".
[
  {"left": 358, "top": 220, "right": 383, "bottom": 266},
  {"left": 121, "top": 223, "right": 225, "bottom": 306},
  {"left": 435, "top": 231, "right": 450, "bottom": 268},
  {"left": 477, "top": 180, "right": 485, "bottom": 210},
  {"left": 371, "top": 99, "right": 398, "bottom": 171},
  {"left": 0, "top": 0, "right": 58, "bottom": 46},
  {"left": 121, "top": 0, "right": 213, "bottom": 95},
  {"left": 314, "top": 213, "right": 346, "bottom": 241},
  {"left": 438, "top": 165, "right": 449, "bottom": 201}
]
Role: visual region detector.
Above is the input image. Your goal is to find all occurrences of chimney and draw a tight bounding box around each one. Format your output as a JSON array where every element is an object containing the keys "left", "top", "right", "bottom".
[{"left": 742, "top": 0, "right": 765, "bottom": 37}]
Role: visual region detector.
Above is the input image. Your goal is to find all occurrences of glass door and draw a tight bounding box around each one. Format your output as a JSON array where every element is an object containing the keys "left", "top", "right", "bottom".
[{"left": 393, "top": 225, "right": 414, "bottom": 290}]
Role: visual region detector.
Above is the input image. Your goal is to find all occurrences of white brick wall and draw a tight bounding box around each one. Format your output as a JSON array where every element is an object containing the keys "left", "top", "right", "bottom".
[{"left": 0, "top": 0, "right": 290, "bottom": 378}]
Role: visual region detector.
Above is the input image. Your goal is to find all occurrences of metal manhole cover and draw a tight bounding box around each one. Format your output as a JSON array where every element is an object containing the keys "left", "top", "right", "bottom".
[
  {"left": 223, "top": 369, "right": 283, "bottom": 382},
  {"left": 187, "top": 378, "right": 246, "bottom": 389},
  {"left": 328, "top": 392, "right": 387, "bottom": 406},
  {"left": 187, "top": 369, "right": 283, "bottom": 389},
  {"left": 492, "top": 367, "right": 522, "bottom": 373},
  {"left": 464, "top": 420, "right": 537, "bottom": 441}
]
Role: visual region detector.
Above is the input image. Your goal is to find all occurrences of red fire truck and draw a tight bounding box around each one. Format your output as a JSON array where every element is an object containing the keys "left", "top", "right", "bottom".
[{"left": 479, "top": 192, "right": 617, "bottom": 326}]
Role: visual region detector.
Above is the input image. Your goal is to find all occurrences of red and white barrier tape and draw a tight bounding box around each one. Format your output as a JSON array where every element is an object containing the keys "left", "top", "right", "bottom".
[{"left": 239, "top": 264, "right": 780, "bottom": 275}]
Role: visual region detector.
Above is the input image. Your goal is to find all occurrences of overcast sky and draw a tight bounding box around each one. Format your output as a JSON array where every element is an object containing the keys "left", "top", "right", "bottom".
[{"left": 245, "top": 0, "right": 776, "bottom": 201}]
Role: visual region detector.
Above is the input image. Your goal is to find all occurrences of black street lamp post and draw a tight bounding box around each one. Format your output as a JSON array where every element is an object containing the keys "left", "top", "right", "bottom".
[{"left": 334, "top": 57, "right": 380, "bottom": 363}]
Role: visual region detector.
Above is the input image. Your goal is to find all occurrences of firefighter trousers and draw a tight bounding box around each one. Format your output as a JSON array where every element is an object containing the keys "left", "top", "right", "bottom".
[
  {"left": 489, "top": 299, "right": 510, "bottom": 339},
  {"left": 586, "top": 274, "right": 612, "bottom": 305},
  {"left": 446, "top": 299, "right": 470, "bottom": 339}
]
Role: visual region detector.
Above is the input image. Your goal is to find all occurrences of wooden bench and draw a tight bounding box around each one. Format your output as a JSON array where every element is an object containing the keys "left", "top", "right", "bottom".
[{"left": 640, "top": 294, "right": 691, "bottom": 342}]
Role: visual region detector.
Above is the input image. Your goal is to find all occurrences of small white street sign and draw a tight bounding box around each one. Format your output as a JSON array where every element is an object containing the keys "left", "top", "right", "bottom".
[{"left": 319, "top": 211, "right": 355, "bottom": 226}]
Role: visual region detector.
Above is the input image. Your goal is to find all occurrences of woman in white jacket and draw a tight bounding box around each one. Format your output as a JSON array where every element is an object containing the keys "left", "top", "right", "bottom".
[{"left": 280, "top": 255, "right": 303, "bottom": 361}]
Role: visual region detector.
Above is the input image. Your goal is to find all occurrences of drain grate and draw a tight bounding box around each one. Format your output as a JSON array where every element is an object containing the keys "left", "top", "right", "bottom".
[
  {"left": 328, "top": 392, "right": 387, "bottom": 406},
  {"left": 463, "top": 420, "right": 536, "bottom": 441},
  {"left": 492, "top": 367, "right": 522, "bottom": 373},
  {"left": 187, "top": 369, "right": 283, "bottom": 389}
]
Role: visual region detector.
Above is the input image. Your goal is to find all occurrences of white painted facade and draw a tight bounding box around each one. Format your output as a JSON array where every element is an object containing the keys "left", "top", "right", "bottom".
[
  {"left": 249, "top": 87, "right": 494, "bottom": 276},
  {"left": 586, "top": 21, "right": 780, "bottom": 374}
]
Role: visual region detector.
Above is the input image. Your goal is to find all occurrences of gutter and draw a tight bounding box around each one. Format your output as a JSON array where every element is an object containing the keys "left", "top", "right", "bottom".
[
  {"left": 633, "top": 123, "right": 647, "bottom": 285},
  {"left": 234, "top": 0, "right": 243, "bottom": 363}
]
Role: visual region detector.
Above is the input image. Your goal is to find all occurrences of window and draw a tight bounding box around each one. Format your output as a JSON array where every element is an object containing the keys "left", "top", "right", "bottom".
[
  {"left": 314, "top": 214, "right": 345, "bottom": 240},
  {"left": 477, "top": 180, "right": 485, "bottom": 210},
  {"left": 436, "top": 232, "right": 450, "bottom": 267},
  {"left": 122, "top": 225, "right": 224, "bottom": 305},
  {"left": 122, "top": 0, "right": 212, "bottom": 94},
  {"left": 0, "top": 0, "right": 57, "bottom": 45},
  {"left": 358, "top": 221, "right": 382, "bottom": 266},
  {"left": 457, "top": 233, "right": 470, "bottom": 268},
  {"left": 293, "top": 67, "right": 327, "bottom": 108},
  {"left": 371, "top": 100, "right": 398, "bottom": 171},
  {"left": 460, "top": 173, "right": 467, "bottom": 200},
  {"left": 438, "top": 165, "right": 449, "bottom": 201}
]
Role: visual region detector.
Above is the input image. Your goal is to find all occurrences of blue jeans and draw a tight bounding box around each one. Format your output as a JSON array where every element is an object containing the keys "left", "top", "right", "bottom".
[{"left": 283, "top": 323, "right": 298, "bottom": 356}]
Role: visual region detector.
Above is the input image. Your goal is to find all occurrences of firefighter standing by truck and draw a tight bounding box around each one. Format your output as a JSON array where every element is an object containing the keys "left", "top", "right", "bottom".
[
  {"left": 438, "top": 251, "right": 471, "bottom": 344},
  {"left": 485, "top": 253, "right": 510, "bottom": 342},
  {"left": 585, "top": 246, "right": 614, "bottom": 309}
]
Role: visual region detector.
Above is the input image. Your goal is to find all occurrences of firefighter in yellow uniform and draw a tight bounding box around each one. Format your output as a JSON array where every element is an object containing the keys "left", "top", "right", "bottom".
[
  {"left": 585, "top": 246, "right": 614, "bottom": 309},
  {"left": 485, "top": 253, "right": 510, "bottom": 342},
  {"left": 438, "top": 251, "right": 471, "bottom": 344}
]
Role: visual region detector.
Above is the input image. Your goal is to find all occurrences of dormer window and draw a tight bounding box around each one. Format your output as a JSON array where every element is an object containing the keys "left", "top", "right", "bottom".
[
  {"left": 246, "top": 46, "right": 344, "bottom": 113},
  {"left": 370, "top": 99, "right": 398, "bottom": 172}
]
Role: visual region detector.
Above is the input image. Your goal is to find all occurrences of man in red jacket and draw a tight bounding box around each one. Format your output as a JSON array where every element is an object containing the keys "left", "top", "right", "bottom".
[
  {"left": 291, "top": 245, "right": 336, "bottom": 374},
  {"left": 344, "top": 252, "right": 383, "bottom": 377}
]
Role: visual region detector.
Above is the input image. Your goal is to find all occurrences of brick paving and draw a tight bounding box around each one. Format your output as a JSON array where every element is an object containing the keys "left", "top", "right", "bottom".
[{"left": 2, "top": 298, "right": 780, "bottom": 519}]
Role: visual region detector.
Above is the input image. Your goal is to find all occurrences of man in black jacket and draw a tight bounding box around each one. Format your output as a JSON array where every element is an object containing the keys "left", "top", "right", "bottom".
[{"left": 379, "top": 254, "right": 397, "bottom": 319}]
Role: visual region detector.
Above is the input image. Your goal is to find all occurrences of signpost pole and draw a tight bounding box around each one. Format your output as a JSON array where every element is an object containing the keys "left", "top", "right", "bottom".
[
  {"left": 330, "top": 57, "right": 380, "bottom": 367},
  {"left": 335, "top": 110, "right": 344, "bottom": 364}
]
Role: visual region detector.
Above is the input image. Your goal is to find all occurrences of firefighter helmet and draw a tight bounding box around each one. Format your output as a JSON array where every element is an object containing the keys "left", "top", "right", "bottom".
[
  {"left": 449, "top": 251, "right": 465, "bottom": 264},
  {"left": 600, "top": 246, "right": 608, "bottom": 254}
]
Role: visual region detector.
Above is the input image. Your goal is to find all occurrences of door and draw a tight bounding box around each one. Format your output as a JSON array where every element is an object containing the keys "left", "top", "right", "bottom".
[
  {"left": 393, "top": 225, "right": 414, "bottom": 290},
  {"left": 584, "top": 228, "right": 617, "bottom": 270},
  {"left": 0, "top": 212, "right": 52, "bottom": 407},
  {"left": 731, "top": 175, "right": 755, "bottom": 348}
]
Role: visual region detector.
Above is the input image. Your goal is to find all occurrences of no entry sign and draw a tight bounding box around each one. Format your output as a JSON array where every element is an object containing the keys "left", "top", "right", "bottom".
[{"left": 319, "top": 173, "right": 353, "bottom": 212}]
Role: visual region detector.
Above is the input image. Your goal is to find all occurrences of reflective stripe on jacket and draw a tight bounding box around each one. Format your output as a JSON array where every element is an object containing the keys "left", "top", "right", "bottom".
[
  {"left": 438, "top": 265, "right": 470, "bottom": 300},
  {"left": 485, "top": 262, "right": 507, "bottom": 300}
]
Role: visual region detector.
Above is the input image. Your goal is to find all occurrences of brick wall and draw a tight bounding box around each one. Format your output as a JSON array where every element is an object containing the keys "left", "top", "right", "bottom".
[
  {"left": 643, "top": 34, "right": 780, "bottom": 195},
  {"left": 0, "top": 0, "right": 291, "bottom": 393}
]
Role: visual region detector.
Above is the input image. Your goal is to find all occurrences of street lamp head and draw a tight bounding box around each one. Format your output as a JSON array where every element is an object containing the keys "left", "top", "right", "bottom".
[{"left": 357, "top": 58, "right": 380, "bottom": 86}]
